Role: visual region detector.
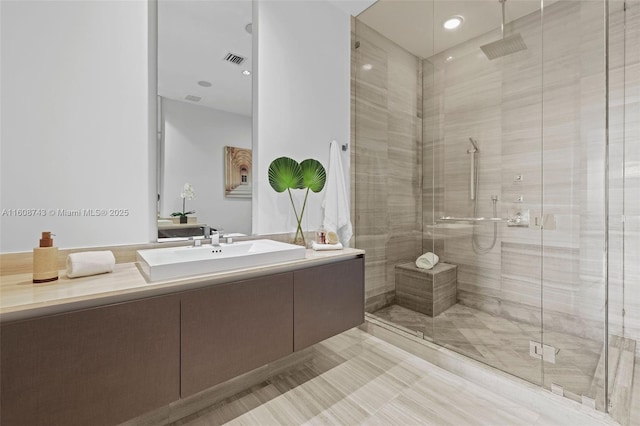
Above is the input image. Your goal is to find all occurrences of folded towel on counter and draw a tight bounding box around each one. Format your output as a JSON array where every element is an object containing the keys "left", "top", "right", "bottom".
[
  {"left": 416, "top": 252, "right": 439, "bottom": 270},
  {"left": 66, "top": 250, "right": 116, "bottom": 278},
  {"left": 312, "top": 241, "right": 344, "bottom": 251}
]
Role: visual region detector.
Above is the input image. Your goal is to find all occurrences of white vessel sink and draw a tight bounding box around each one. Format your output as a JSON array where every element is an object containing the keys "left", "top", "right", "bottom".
[{"left": 137, "top": 239, "right": 306, "bottom": 282}]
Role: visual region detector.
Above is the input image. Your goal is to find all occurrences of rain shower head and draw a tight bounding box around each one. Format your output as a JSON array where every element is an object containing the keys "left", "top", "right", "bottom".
[
  {"left": 480, "top": 0, "right": 527, "bottom": 60},
  {"left": 480, "top": 33, "right": 527, "bottom": 60}
]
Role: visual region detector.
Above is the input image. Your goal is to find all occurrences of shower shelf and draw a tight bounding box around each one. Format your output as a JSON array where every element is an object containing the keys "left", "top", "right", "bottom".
[{"left": 437, "top": 216, "right": 511, "bottom": 224}]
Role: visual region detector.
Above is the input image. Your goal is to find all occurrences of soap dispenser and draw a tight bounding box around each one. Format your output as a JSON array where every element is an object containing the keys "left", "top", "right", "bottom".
[{"left": 33, "top": 232, "right": 59, "bottom": 283}]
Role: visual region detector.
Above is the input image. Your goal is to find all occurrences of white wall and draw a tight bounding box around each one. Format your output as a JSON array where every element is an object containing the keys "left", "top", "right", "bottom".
[
  {"left": 0, "top": 0, "right": 154, "bottom": 252},
  {"left": 253, "top": 0, "right": 351, "bottom": 236},
  {"left": 161, "top": 98, "right": 252, "bottom": 235},
  {"left": 0, "top": 0, "right": 352, "bottom": 252}
]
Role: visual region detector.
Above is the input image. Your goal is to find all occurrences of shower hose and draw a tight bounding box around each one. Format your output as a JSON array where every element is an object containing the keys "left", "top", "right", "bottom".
[{"left": 471, "top": 157, "right": 498, "bottom": 254}]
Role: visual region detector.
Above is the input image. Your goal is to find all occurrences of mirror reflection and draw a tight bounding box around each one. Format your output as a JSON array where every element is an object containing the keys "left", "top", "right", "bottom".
[{"left": 157, "top": 0, "right": 253, "bottom": 240}]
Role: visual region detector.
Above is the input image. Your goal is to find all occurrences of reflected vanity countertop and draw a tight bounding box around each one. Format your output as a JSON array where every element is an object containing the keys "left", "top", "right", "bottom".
[
  {"left": 157, "top": 222, "right": 208, "bottom": 229},
  {"left": 0, "top": 247, "right": 364, "bottom": 323}
]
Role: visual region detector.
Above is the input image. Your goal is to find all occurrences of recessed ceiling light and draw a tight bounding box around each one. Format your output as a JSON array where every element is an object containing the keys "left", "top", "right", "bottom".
[
  {"left": 446, "top": 56, "right": 454, "bottom": 62},
  {"left": 197, "top": 80, "right": 212, "bottom": 87},
  {"left": 362, "top": 63, "right": 373, "bottom": 71},
  {"left": 245, "top": 23, "right": 252, "bottom": 34},
  {"left": 443, "top": 16, "right": 464, "bottom": 30},
  {"left": 242, "top": 70, "right": 251, "bottom": 76}
]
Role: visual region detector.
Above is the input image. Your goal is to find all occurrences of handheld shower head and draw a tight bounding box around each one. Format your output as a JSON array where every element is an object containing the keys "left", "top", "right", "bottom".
[
  {"left": 468, "top": 137, "right": 479, "bottom": 153},
  {"left": 467, "top": 138, "right": 479, "bottom": 200}
]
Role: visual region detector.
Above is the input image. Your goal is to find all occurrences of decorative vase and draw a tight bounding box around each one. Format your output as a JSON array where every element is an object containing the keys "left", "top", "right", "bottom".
[
  {"left": 179, "top": 216, "right": 187, "bottom": 224},
  {"left": 291, "top": 233, "right": 306, "bottom": 247}
]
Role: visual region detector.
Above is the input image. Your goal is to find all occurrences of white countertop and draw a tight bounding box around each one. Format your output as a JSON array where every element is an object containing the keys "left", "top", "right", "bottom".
[{"left": 0, "top": 248, "right": 364, "bottom": 323}]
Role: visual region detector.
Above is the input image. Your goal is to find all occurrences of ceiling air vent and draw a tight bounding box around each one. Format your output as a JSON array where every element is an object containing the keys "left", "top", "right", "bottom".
[
  {"left": 184, "top": 95, "right": 202, "bottom": 102},
  {"left": 223, "top": 52, "right": 247, "bottom": 66}
]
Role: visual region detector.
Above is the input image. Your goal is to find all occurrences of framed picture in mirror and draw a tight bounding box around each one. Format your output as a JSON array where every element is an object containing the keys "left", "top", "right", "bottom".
[{"left": 224, "top": 146, "right": 252, "bottom": 199}]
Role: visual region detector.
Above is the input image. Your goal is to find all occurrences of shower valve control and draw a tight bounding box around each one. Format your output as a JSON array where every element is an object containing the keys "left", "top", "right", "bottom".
[{"left": 507, "top": 208, "right": 530, "bottom": 227}]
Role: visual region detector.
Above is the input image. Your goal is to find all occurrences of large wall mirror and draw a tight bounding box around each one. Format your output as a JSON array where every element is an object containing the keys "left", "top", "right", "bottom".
[{"left": 157, "top": 0, "right": 253, "bottom": 240}]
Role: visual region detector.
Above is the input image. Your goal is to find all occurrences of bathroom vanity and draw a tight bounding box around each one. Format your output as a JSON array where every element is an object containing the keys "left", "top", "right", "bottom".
[{"left": 0, "top": 248, "right": 364, "bottom": 426}]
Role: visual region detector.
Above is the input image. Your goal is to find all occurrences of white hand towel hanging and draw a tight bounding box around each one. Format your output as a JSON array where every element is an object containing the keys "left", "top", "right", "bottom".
[{"left": 322, "top": 140, "right": 353, "bottom": 247}]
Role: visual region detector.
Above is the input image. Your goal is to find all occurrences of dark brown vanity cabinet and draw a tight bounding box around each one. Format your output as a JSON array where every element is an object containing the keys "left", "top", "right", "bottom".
[
  {"left": 293, "top": 257, "right": 365, "bottom": 351},
  {"left": 180, "top": 257, "right": 366, "bottom": 396},
  {"left": 0, "top": 255, "right": 364, "bottom": 425},
  {"left": 0, "top": 295, "right": 181, "bottom": 426},
  {"left": 180, "top": 272, "right": 294, "bottom": 397}
]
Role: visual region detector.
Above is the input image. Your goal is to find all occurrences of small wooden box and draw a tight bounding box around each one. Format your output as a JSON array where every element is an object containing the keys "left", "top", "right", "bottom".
[{"left": 395, "top": 262, "right": 457, "bottom": 317}]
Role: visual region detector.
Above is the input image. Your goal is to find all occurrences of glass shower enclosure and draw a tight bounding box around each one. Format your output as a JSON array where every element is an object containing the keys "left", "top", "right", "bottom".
[{"left": 352, "top": 0, "right": 638, "bottom": 423}]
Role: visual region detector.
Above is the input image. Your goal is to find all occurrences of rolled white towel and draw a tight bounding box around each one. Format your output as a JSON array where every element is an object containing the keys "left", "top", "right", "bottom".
[
  {"left": 312, "top": 241, "right": 343, "bottom": 251},
  {"left": 66, "top": 251, "right": 116, "bottom": 278},
  {"left": 416, "top": 252, "right": 439, "bottom": 270}
]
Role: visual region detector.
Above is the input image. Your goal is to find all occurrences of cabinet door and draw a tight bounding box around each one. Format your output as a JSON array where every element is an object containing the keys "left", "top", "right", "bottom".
[
  {"left": 181, "top": 273, "right": 293, "bottom": 397},
  {"left": 294, "top": 257, "right": 365, "bottom": 351},
  {"left": 0, "top": 295, "right": 180, "bottom": 426}
]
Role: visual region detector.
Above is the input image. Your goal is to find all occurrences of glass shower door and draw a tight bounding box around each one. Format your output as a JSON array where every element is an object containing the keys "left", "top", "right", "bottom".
[
  {"left": 607, "top": 0, "right": 640, "bottom": 423},
  {"left": 538, "top": 0, "right": 608, "bottom": 410},
  {"left": 427, "top": 0, "right": 545, "bottom": 387}
]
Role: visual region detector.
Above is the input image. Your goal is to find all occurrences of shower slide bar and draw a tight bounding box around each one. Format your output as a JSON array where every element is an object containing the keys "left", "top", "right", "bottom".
[{"left": 438, "top": 212, "right": 529, "bottom": 227}]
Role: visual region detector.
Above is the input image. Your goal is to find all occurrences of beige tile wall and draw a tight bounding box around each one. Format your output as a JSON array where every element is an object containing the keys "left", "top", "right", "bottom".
[
  {"left": 354, "top": 0, "right": 638, "bottom": 342},
  {"left": 352, "top": 21, "right": 423, "bottom": 312},
  {"left": 424, "top": 1, "right": 609, "bottom": 342}
]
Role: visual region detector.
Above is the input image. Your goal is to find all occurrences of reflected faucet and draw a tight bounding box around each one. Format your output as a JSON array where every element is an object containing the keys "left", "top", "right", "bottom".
[{"left": 211, "top": 230, "right": 220, "bottom": 247}]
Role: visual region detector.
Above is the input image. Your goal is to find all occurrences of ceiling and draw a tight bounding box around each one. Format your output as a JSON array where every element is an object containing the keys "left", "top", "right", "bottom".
[
  {"left": 357, "top": 0, "right": 548, "bottom": 58},
  {"left": 158, "top": 0, "right": 253, "bottom": 116},
  {"left": 157, "top": 0, "right": 380, "bottom": 117},
  {"left": 157, "top": 0, "right": 550, "bottom": 115},
  {"left": 327, "top": 0, "right": 378, "bottom": 16}
]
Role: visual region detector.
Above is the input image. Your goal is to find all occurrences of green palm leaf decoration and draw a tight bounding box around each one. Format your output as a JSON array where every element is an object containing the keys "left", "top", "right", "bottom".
[
  {"left": 268, "top": 156, "right": 327, "bottom": 246},
  {"left": 268, "top": 157, "right": 303, "bottom": 192},
  {"left": 300, "top": 159, "right": 327, "bottom": 193}
]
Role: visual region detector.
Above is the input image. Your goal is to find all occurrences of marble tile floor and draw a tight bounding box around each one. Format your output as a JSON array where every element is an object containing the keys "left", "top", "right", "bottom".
[
  {"left": 172, "top": 328, "right": 614, "bottom": 426},
  {"left": 372, "top": 304, "right": 604, "bottom": 403}
]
